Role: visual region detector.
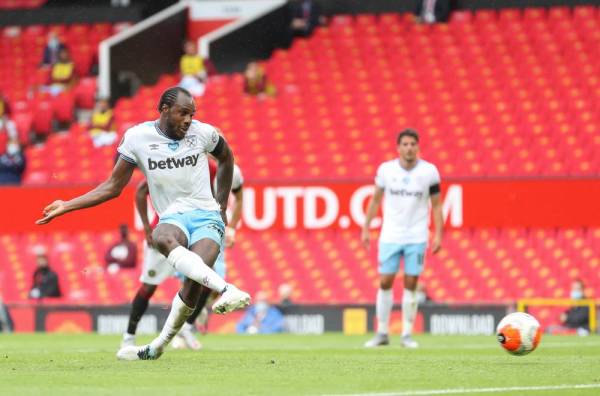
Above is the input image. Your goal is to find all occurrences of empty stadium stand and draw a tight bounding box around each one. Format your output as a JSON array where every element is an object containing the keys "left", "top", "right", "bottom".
[
  {"left": 2, "top": 227, "right": 598, "bottom": 307},
  {"left": 2, "top": 8, "right": 598, "bottom": 328},
  {"left": 15, "top": 7, "right": 600, "bottom": 184}
]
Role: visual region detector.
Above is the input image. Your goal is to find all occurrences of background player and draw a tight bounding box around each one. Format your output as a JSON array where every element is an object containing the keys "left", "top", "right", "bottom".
[
  {"left": 36, "top": 87, "right": 250, "bottom": 360},
  {"left": 123, "top": 162, "right": 244, "bottom": 350},
  {"left": 361, "top": 128, "right": 443, "bottom": 348}
]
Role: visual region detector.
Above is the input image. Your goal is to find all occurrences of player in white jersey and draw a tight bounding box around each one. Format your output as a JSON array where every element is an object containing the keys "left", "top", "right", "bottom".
[
  {"left": 121, "top": 163, "right": 244, "bottom": 350},
  {"left": 36, "top": 87, "right": 250, "bottom": 360},
  {"left": 362, "top": 129, "right": 443, "bottom": 348}
]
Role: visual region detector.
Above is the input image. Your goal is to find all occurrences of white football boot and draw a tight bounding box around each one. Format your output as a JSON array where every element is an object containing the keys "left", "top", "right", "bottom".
[
  {"left": 401, "top": 335, "right": 419, "bottom": 349},
  {"left": 116, "top": 344, "right": 163, "bottom": 361},
  {"left": 364, "top": 333, "right": 390, "bottom": 348},
  {"left": 212, "top": 284, "right": 250, "bottom": 314}
]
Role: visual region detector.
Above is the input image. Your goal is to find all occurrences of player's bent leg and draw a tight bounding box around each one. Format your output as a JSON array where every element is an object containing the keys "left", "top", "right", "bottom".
[
  {"left": 122, "top": 245, "right": 173, "bottom": 349},
  {"left": 154, "top": 223, "right": 229, "bottom": 293},
  {"left": 366, "top": 242, "right": 401, "bottom": 348},
  {"left": 401, "top": 282, "right": 419, "bottom": 348},
  {"left": 172, "top": 279, "right": 204, "bottom": 350},
  {"left": 122, "top": 237, "right": 222, "bottom": 360},
  {"left": 117, "top": 231, "right": 206, "bottom": 361},
  {"left": 401, "top": 275, "right": 420, "bottom": 349},
  {"left": 121, "top": 283, "right": 157, "bottom": 348},
  {"left": 401, "top": 243, "right": 426, "bottom": 348},
  {"left": 187, "top": 286, "right": 212, "bottom": 325},
  {"left": 117, "top": 291, "right": 195, "bottom": 361},
  {"left": 172, "top": 239, "right": 221, "bottom": 350},
  {"left": 176, "top": 286, "right": 212, "bottom": 350},
  {"left": 365, "top": 273, "right": 396, "bottom": 348},
  {"left": 189, "top": 238, "right": 250, "bottom": 315},
  {"left": 185, "top": 250, "right": 223, "bottom": 327},
  {"left": 377, "top": 274, "right": 396, "bottom": 337},
  {"left": 152, "top": 223, "right": 188, "bottom": 257}
]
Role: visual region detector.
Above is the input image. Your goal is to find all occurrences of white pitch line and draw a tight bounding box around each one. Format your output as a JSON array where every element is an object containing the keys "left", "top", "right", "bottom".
[
  {"left": 423, "top": 340, "right": 600, "bottom": 350},
  {"left": 211, "top": 340, "right": 600, "bottom": 352},
  {"left": 321, "top": 383, "right": 600, "bottom": 396}
]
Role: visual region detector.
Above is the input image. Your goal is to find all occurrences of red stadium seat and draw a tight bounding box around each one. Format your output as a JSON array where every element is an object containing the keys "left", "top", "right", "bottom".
[
  {"left": 11, "top": 112, "right": 33, "bottom": 145},
  {"left": 449, "top": 10, "right": 472, "bottom": 24},
  {"left": 31, "top": 95, "right": 53, "bottom": 136},
  {"left": 52, "top": 91, "right": 75, "bottom": 124},
  {"left": 73, "top": 77, "right": 97, "bottom": 109}
]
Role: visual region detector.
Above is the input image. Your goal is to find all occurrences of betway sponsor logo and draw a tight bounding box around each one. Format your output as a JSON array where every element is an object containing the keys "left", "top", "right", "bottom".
[
  {"left": 389, "top": 189, "right": 424, "bottom": 198},
  {"left": 148, "top": 154, "right": 199, "bottom": 170},
  {"left": 240, "top": 184, "right": 463, "bottom": 230}
]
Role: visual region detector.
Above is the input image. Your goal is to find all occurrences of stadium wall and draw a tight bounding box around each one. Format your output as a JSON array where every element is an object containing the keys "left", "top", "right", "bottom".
[
  {"left": 0, "top": 0, "right": 597, "bottom": 27},
  {"left": 0, "top": 0, "right": 178, "bottom": 26},
  {"left": 44, "top": 0, "right": 177, "bottom": 18},
  {"left": 314, "top": 0, "right": 600, "bottom": 15},
  {"left": 5, "top": 302, "right": 510, "bottom": 335},
  {"left": 2, "top": 179, "right": 599, "bottom": 233},
  {"left": 0, "top": 6, "right": 143, "bottom": 26},
  {"left": 454, "top": 0, "right": 600, "bottom": 10}
]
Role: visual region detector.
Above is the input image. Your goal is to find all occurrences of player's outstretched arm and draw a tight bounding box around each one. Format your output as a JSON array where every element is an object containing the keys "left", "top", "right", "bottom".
[
  {"left": 36, "top": 158, "right": 136, "bottom": 225},
  {"left": 361, "top": 186, "right": 384, "bottom": 248},
  {"left": 229, "top": 188, "right": 243, "bottom": 229},
  {"left": 430, "top": 193, "right": 443, "bottom": 254},
  {"left": 225, "top": 187, "right": 243, "bottom": 248},
  {"left": 210, "top": 136, "right": 234, "bottom": 225},
  {"left": 135, "top": 180, "right": 153, "bottom": 245}
]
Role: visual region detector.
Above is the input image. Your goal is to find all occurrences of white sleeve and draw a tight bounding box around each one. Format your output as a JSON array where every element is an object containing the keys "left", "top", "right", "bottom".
[
  {"left": 374, "top": 163, "right": 386, "bottom": 189},
  {"left": 430, "top": 164, "right": 441, "bottom": 186},
  {"left": 198, "top": 124, "right": 220, "bottom": 153},
  {"left": 232, "top": 165, "right": 244, "bottom": 191},
  {"left": 117, "top": 128, "right": 137, "bottom": 164}
]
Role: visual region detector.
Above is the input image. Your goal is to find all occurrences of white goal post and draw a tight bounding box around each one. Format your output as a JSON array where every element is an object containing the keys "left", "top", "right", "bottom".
[{"left": 99, "top": 0, "right": 286, "bottom": 99}]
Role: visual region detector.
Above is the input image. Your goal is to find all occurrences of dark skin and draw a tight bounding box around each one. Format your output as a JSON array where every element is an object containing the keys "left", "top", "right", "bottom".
[
  {"left": 134, "top": 159, "right": 243, "bottom": 318},
  {"left": 130, "top": 178, "right": 218, "bottom": 307},
  {"left": 36, "top": 91, "right": 235, "bottom": 307}
]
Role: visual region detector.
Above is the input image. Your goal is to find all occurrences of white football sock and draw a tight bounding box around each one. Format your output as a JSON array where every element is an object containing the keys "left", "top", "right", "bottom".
[
  {"left": 150, "top": 293, "right": 194, "bottom": 351},
  {"left": 167, "top": 246, "right": 227, "bottom": 292},
  {"left": 402, "top": 288, "right": 418, "bottom": 337},
  {"left": 376, "top": 288, "right": 393, "bottom": 335},
  {"left": 181, "top": 322, "right": 194, "bottom": 332}
]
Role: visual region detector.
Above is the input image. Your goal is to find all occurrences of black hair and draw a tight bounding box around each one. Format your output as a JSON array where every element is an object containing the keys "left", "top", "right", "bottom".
[
  {"left": 157, "top": 86, "right": 192, "bottom": 112},
  {"left": 397, "top": 128, "right": 419, "bottom": 144}
]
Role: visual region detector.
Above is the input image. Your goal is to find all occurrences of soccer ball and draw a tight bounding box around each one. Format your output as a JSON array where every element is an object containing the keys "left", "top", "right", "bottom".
[{"left": 496, "top": 312, "right": 542, "bottom": 356}]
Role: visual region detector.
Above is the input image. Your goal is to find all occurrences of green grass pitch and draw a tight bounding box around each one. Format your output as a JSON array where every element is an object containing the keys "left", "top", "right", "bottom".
[{"left": 1, "top": 334, "right": 599, "bottom": 396}]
